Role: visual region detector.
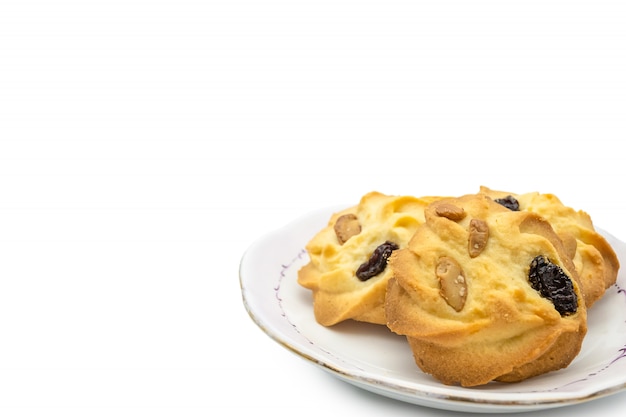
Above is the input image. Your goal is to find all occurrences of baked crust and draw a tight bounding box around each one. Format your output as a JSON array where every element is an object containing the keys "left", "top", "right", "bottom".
[
  {"left": 297, "top": 191, "right": 440, "bottom": 326},
  {"left": 479, "top": 186, "right": 619, "bottom": 307},
  {"left": 386, "top": 194, "right": 587, "bottom": 387}
]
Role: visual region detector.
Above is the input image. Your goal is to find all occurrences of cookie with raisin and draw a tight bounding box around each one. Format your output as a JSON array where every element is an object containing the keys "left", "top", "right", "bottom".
[
  {"left": 480, "top": 186, "right": 619, "bottom": 307},
  {"left": 386, "top": 194, "right": 587, "bottom": 387},
  {"left": 297, "top": 191, "right": 440, "bottom": 326}
]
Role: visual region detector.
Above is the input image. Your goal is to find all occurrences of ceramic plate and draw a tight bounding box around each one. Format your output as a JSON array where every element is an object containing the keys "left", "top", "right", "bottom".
[{"left": 240, "top": 206, "right": 626, "bottom": 413}]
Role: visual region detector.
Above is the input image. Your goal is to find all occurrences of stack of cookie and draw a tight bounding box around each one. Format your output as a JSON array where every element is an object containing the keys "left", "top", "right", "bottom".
[{"left": 297, "top": 187, "right": 619, "bottom": 387}]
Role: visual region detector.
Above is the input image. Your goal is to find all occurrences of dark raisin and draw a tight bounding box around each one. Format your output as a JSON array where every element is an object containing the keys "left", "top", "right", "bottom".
[
  {"left": 528, "top": 255, "right": 577, "bottom": 316},
  {"left": 356, "top": 241, "right": 399, "bottom": 281},
  {"left": 494, "top": 195, "right": 520, "bottom": 211}
]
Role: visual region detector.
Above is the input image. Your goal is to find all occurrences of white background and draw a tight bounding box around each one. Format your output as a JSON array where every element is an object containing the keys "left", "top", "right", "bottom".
[{"left": 1, "top": 0, "right": 626, "bottom": 416}]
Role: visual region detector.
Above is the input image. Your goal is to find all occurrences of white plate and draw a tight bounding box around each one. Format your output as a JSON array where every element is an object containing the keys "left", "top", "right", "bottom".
[{"left": 240, "top": 206, "right": 626, "bottom": 413}]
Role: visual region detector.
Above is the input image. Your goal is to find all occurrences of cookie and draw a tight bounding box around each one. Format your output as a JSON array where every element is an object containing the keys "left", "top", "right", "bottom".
[
  {"left": 297, "top": 191, "right": 440, "bottom": 326},
  {"left": 479, "top": 186, "right": 619, "bottom": 307},
  {"left": 386, "top": 194, "right": 587, "bottom": 387}
]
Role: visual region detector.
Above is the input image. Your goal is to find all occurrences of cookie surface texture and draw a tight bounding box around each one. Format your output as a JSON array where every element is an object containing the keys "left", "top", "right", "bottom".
[
  {"left": 480, "top": 186, "right": 620, "bottom": 307},
  {"left": 297, "top": 191, "right": 438, "bottom": 326},
  {"left": 386, "top": 194, "right": 587, "bottom": 387}
]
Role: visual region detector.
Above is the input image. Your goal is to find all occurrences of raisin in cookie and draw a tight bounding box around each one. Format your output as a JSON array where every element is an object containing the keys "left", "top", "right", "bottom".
[
  {"left": 386, "top": 194, "right": 587, "bottom": 387},
  {"left": 297, "top": 191, "right": 440, "bottom": 326},
  {"left": 480, "top": 186, "right": 619, "bottom": 308}
]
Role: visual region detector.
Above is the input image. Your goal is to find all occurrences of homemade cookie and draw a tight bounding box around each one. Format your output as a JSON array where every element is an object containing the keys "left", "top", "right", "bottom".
[
  {"left": 480, "top": 186, "right": 619, "bottom": 307},
  {"left": 386, "top": 194, "right": 587, "bottom": 387},
  {"left": 298, "top": 191, "right": 439, "bottom": 326}
]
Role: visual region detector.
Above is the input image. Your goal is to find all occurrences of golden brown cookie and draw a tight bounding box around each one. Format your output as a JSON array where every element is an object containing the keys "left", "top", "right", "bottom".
[
  {"left": 479, "top": 186, "right": 619, "bottom": 307},
  {"left": 297, "top": 191, "right": 440, "bottom": 326},
  {"left": 386, "top": 194, "right": 587, "bottom": 387}
]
